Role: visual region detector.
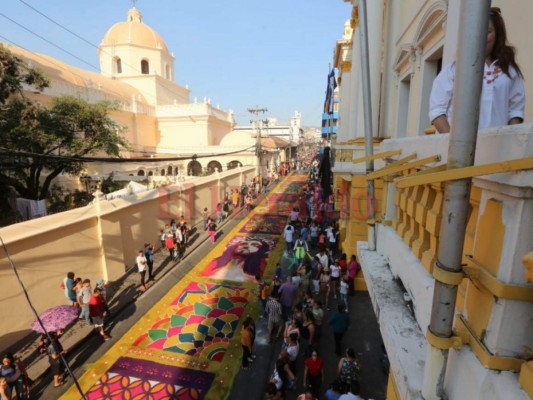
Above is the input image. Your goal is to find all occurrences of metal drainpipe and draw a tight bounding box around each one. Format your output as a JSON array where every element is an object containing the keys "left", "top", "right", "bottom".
[
  {"left": 422, "top": 1, "right": 492, "bottom": 399},
  {"left": 358, "top": 0, "right": 376, "bottom": 251}
]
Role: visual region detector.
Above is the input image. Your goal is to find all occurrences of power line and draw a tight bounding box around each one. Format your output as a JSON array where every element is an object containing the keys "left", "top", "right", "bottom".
[
  {"left": 17, "top": 0, "right": 97, "bottom": 50},
  {"left": 0, "top": 145, "right": 256, "bottom": 164},
  {"left": 0, "top": 235, "right": 88, "bottom": 400},
  {"left": 12, "top": 2, "right": 226, "bottom": 112},
  {"left": 0, "top": 12, "right": 100, "bottom": 71},
  {"left": 0, "top": 34, "right": 129, "bottom": 101}
]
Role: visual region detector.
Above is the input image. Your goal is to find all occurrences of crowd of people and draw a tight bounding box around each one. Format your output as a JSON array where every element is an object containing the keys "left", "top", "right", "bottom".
[{"left": 238, "top": 159, "right": 367, "bottom": 399}]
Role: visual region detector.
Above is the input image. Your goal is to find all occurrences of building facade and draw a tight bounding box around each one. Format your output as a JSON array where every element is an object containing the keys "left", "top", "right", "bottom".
[{"left": 331, "top": 1, "right": 533, "bottom": 399}]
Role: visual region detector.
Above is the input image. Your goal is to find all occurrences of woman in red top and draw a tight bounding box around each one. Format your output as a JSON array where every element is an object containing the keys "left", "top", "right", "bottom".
[
  {"left": 338, "top": 253, "right": 347, "bottom": 275},
  {"left": 89, "top": 288, "right": 110, "bottom": 340},
  {"left": 303, "top": 349, "right": 324, "bottom": 397}
]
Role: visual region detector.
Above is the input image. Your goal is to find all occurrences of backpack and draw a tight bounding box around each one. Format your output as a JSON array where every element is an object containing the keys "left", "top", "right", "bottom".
[{"left": 340, "top": 358, "right": 359, "bottom": 384}]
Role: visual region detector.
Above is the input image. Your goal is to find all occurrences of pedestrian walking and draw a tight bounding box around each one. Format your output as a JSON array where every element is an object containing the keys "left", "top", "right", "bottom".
[
  {"left": 311, "top": 300, "right": 324, "bottom": 344},
  {"left": 278, "top": 276, "right": 298, "bottom": 321},
  {"left": 348, "top": 255, "right": 359, "bottom": 296},
  {"left": 0, "top": 377, "right": 11, "bottom": 400},
  {"left": 159, "top": 229, "right": 166, "bottom": 250},
  {"left": 256, "top": 275, "right": 270, "bottom": 318},
  {"left": 95, "top": 279, "right": 111, "bottom": 316},
  {"left": 63, "top": 272, "right": 77, "bottom": 307},
  {"left": 319, "top": 270, "right": 331, "bottom": 310},
  {"left": 89, "top": 288, "right": 111, "bottom": 341},
  {"left": 208, "top": 220, "right": 217, "bottom": 244},
  {"left": 300, "top": 311, "right": 315, "bottom": 357},
  {"left": 328, "top": 303, "right": 350, "bottom": 357},
  {"left": 284, "top": 224, "right": 295, "bottom": 255},
  {"left": 337, "top": 348, "right": 360, "bottom": 394},
  {"left": 294, "top": 235, "right": 309, "bottom": 265},
  {"left": 136, "top": 249, "right": 147, "bottom": 291},
  {"left": 46, "top": 332, "right": 66, "bottom": 388},
  {"left": 77, "top": 279, "right": 92, "bottom": 325},
  {"left": 164, "top": 234, "right": 175, "bottom": 259},
  {"left": 340, "top": 275, "right": 350, "bottom": 312},
  {"left": 240, "top": 319, "right": 253, "bottom": 370},
  {"left": 144, "top": 242, "right": 155, "bottom": 281},
  {"left": 1, "top": 353, "right": 29, "bottom": 399},
  {"left": 265, "top": 293, "right": 283, "bottom": 343},
  {"left": 303, "top": 349, "right": 324, "bottom": 398}
]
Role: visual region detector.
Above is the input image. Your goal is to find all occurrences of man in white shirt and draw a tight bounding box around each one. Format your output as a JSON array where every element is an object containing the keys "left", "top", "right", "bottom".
[
  {"left": 136, "top": 249, "right": 147, "bottom": 291},
  {"left": 318, "top": 250, "right": 329, "bottom": 273},
  {"left": 284, "top": 224, "right": 295, "bottom": 254}
]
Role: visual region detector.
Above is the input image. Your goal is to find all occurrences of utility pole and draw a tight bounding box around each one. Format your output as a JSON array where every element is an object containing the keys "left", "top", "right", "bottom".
[{"left": 247, "top": 106, "right": 268, "bottom": 180}]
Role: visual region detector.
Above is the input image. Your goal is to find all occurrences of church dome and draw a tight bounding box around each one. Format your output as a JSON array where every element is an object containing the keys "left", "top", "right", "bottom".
[{"left": 101, "top": 8, "right": 168, "bottom": 53}]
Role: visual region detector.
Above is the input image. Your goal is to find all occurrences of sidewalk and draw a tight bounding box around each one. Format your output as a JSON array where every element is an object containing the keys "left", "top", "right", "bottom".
[{"left": 13, "top": 188, "right": 273, "bottom": 389}]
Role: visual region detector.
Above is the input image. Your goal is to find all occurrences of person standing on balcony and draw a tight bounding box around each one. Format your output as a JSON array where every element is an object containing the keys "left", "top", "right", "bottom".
[{"left": 430, "top": 7, "right": 525, "bottom": 134}]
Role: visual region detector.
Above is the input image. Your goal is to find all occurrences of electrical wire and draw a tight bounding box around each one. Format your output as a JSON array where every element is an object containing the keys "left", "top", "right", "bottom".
[
  {"left": 12, "top": 2, "right": 230, "bottom": 113},
  {"left": 0, "top": 145, "right": 257, "bottom": 164},
  {"left": 0, "top": 34, "right": 135, "bottom": 101},
  {"left": 0, "top": 12, "right": 100, "bottom": 71},
  {"left": 0, "top": 234, "right": 88, "bottom": 400}
]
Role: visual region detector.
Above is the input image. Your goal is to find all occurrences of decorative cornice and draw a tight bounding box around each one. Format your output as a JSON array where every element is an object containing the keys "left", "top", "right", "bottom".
[
  {"left": 341, "top": 61, "right": 352, "bottom": 73},
  {"left": 350, "top": 6, "right": 359, "bottom": 29}
]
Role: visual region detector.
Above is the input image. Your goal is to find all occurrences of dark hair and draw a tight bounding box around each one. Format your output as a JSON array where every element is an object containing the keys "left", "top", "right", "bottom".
[
  {"left": 208, "top": 238, "right": 271, "bottom": 276},
  {"left": 346, "top": 347, "right": 356, "bottom": 358},
  {"left": 2, "top": 353, "right": 14, "bottom": 363},
  {"left": 330, "top": 379, "right": 342, "bottom": 392},
  {"left": 67, "top": 272, "right": 75, "bottom": 279},
  {"left": 337, "top": 303, "right": 345, "bottom": 312},
  {"left": 265, "top": 382, "right": 278, "bottom": 395},
  {"left": 489, "top": 7, "right": 523, "bottom": 78}
]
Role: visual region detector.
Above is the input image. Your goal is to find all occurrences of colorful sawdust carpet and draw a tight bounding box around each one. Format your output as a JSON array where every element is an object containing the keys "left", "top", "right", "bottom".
[
  {"left": 199, "top": 235, "right": 279, "bottom": 283},
  {"left": 86, "top": 356, "right": 214, "bottom": 400},
  {"left": 133, "top": 282, "right": 251, "bottom": 362},
  {"left": 239, "top": 214, "right": 287, "bottom": 235}
]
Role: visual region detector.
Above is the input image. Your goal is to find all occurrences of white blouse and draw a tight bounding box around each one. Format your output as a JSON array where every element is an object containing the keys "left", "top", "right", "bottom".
[{"left": 429, "top": 61, "right": 525, "bottom": 132}]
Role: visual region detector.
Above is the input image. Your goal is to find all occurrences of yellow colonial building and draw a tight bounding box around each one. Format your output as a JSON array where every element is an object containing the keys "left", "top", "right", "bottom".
[
  {"left": 331, "top": 0, "right": 533, "bottom": 399},
  {"left": 4, "top": 6, "right": 288, "bottom": 185},
  {"left": 0, "top": 7, "right": 292, "bottom": 350}
]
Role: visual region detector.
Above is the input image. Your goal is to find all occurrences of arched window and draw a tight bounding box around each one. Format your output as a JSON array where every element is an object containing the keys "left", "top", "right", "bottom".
[
  {"left": 161, "top": 169, "right": 165, "bottom": 176},
  {"left": 227, "top": 160, "right": 243, "bottom": 170},
  {"left": 167, "top": 166, "right": 173, "bottom": 175},
  {"left": 187, "top": 160, "right": 202, "bottom": 176},
  {"left": 174, "top": 167, "right": 179, "bottom": 176},
  {"left": 148, "top": 171, "right": 153, "bottom": 176},
  {"left": 137, "top": 170, "right": 145, "bottom": 176},
  {"left": 114, "top": 57, "right": 122, "bottom": 74},
  {"left": 207, "top": 161, "right": 223, "bottom": 175},
  {"left": 141, "top": 59, "right": 149, "bottom": 74},
  {"left": 165, "top": 64, "right": 171, "bottom": 80}
]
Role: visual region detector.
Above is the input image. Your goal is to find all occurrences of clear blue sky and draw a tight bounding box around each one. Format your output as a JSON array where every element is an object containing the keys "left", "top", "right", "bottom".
[{"left": 0, "top": 0, "right": 352, "bottom": 127}]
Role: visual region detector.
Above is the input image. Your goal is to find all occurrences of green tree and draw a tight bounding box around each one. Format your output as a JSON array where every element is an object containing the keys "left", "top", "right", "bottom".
[
  {"left": 0, "top": 96, "right": 128, "bottom": 200},
  {"left": 0, "top": 45, "right": 49, "bottom": 103}
]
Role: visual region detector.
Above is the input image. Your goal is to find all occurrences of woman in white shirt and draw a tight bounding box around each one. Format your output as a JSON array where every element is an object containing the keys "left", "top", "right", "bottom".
[{"left": 429, "top": 7, "right": 525, "bottom": 134}]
